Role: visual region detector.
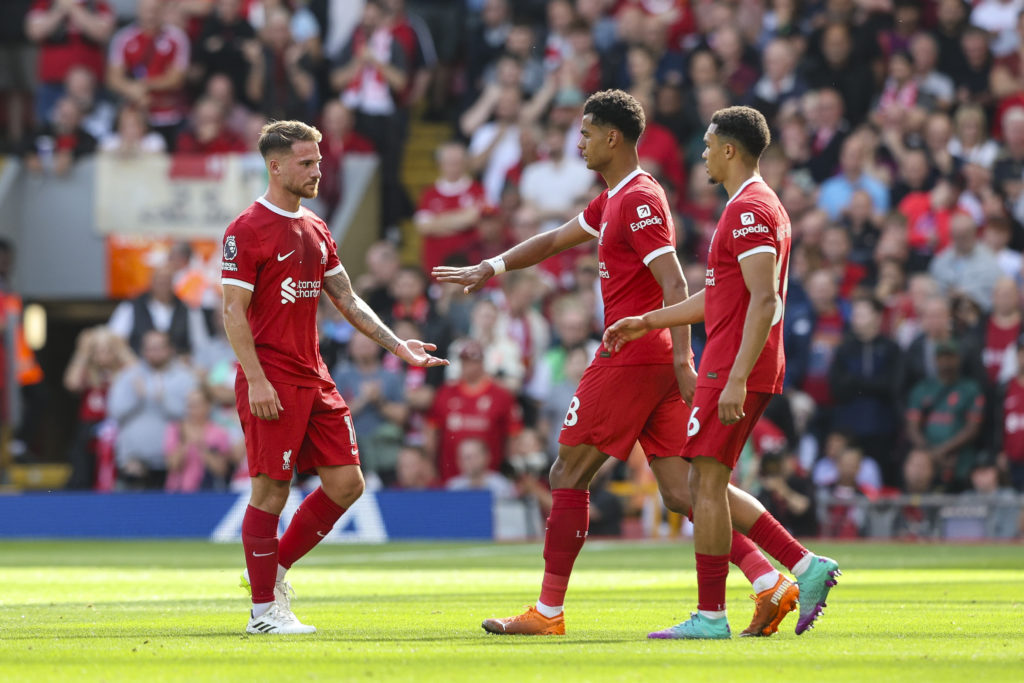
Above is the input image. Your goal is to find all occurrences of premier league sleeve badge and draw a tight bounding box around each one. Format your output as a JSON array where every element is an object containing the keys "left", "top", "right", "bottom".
[{"left": 224, "top": 235, "right": 238, "bottom": 261}]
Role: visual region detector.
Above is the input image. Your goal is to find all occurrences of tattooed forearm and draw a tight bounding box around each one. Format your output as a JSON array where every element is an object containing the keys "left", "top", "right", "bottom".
[{"left": 323, "top": 270, "right": 402, "bottom": 353}]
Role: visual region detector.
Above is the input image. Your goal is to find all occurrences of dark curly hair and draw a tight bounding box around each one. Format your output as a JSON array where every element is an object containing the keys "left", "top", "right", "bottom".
[
  {"left": 710, "top": 106, "right": 771, "bottom": 159},
  {"left": 583, "top": 89, "right": 645, "bottom": 143}
]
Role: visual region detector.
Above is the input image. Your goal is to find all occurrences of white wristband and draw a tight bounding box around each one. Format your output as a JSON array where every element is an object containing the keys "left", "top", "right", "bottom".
[{"left": 485, "top": 256, "right": 506, "bottom": 275}]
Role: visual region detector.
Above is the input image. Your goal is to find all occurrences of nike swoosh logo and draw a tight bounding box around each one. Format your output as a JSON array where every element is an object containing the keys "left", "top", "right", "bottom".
[
  {"left": 252, "top": 551, "right": 274, "bottom": 557},
  {"left": 277, "top": 250, "right": 295, "bottom": 261},
  {"left": 316, "top": 531, "right": 326, "bottom": 537}
]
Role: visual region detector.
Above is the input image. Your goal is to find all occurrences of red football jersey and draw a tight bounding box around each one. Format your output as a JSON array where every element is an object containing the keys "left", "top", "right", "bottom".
[
  {"left": 221, "top": 197, "right": 342, "bottom": 388},
  {"left": 700, "top": 176, "right": 791, "bottom": 394},
  {"left": 414, "top": 177, "right": 487, "bottom": 272},
  {"left": 579, "top": 169, "right": 677, "bottom": 366},
  {"left": 427, "top": 379, "right": 522, "bottom": 481},
  {"left": 30, "top": 0, "right": 113, "bottom": 84},
  {"left": 108, "top": 24, "right": 190, "bottom": 125},
  {"left": 1003, "top": 377, "right": 1024, "bottom": 463},
  {"left": 984, "top": 318, "right": 1020, "bottom": 384}
]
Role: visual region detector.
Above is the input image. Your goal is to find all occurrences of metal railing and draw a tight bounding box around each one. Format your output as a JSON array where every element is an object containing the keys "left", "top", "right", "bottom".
[{"left": 816, "top": 493, "right": 1024, "bottom": 540}]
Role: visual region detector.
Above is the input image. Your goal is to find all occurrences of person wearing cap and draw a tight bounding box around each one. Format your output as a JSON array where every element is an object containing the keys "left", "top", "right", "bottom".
[
  {"left": 906, "top": 337, "right": 986, "bottom": 492},
  {"left": 424, "top": 337, "right": 522, "bottom": 482}
]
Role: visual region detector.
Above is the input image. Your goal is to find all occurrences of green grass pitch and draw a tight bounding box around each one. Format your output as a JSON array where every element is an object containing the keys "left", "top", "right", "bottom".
[{"left": 2, "top": 539, "right": 1023, "bottom": 682}]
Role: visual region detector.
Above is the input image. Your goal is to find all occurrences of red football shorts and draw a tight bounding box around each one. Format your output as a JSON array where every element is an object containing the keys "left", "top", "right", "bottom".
[
  {"left": 682, "top": 385, "right": 773, "bottom": 469},
  {"left": 236, "top": 375, "right": 360, "bottom": 481},
  {"left": 558, "top": 363, "right": 688, "bottom": 461}
]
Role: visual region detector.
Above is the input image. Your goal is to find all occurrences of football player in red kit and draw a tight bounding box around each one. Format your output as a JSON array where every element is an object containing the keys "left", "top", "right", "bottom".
[
  {"left": 222, "top": 120, "right": 447, "bottom": 634},
  {"left": 606, "top": 106, "right": 841, "bottom": 639},
  {"left": 436, "top": 91, "right": 818, "bottom": 638}
]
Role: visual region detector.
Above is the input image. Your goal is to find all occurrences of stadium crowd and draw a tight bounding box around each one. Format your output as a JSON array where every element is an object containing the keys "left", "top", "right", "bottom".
[{"left": 2, "top": 0, "right": 1024, "bottom": 539}]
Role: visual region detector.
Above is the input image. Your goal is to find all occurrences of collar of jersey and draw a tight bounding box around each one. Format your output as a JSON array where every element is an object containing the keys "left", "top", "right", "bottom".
[
  {"left": 725, "top": 175, "right": 765, "bottom": 207},
  {"left": 257, "top": 196, "right": 303, "bottom": 218},
  {"left": 435, "top": 176, "right": 474, "bottom": 196},
  {"left": 607, "top": 168, "right": 647, "bottom": 198}
]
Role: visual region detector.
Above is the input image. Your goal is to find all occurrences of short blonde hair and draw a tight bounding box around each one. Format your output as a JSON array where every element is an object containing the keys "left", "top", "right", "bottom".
[{"left": 257, "top": 120, "right": 322, "bottom": 158}]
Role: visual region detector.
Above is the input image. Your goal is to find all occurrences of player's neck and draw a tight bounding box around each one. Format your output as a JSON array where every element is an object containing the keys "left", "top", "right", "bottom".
[
  {"left": 722, "top": 165, "right": 761, "bottom": 201},
  {"left": 599, "top": 152, "right": 641, "bottom": 192},
  {"left": 263, "top": 187, "right": 303, "bottom": 214}
]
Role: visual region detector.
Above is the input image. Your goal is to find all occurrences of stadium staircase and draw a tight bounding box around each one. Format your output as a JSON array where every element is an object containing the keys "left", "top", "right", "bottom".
[{"left": 399, "top": 114, "right": 453, "bottom": 265}]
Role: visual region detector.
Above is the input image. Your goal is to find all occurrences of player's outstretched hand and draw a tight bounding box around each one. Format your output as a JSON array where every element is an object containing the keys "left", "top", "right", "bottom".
[
  {"left": 602, "top": 315, "right": 649, "bottom": 353},
  {"left": 396, "top": 339, "right": 450, "bottom": 368},
  {"left": 431, "top": 262, "right": 495, "bottom": 295}
]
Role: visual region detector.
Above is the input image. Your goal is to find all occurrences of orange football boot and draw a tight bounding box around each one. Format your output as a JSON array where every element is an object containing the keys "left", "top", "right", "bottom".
[
  {"left": 739, "top": 575, "right": 800, "bottom": 637},
  {"left": 482, "top": 606, "right": 566, "bottom": 635}
]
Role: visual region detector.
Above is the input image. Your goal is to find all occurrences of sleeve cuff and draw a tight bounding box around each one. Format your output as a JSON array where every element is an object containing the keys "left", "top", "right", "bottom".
[
  {"left": 737, "top": 245, "right": 777, "bottom": 261},
  {"left": 577, "top": 211, "right": 599, "bottom": 237},
  {"left": 642, "top": 245, "right": 676, "bottom": 266},
  {"left": 324, "top": 264, "right": 344, "bottom": 277},
  {"left": 221, "top": 278, "right": 255, "bottom": 292}
]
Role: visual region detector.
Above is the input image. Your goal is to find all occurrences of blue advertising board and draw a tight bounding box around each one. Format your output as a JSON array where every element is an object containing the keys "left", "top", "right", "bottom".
[{"left": 0, "top": 490, "right": 494, "bottom": 541}]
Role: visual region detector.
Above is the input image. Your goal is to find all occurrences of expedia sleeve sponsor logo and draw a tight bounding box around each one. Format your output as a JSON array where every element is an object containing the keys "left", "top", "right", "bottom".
[
  {"left": 630, "top": 215, "right": 664, "bottom": 231},
  {"left": 732, "top": 224, "right": 771, "bottom": 239}
]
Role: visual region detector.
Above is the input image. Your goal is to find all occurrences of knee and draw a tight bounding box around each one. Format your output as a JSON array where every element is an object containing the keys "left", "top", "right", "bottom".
[
  {"left": 323, "top": 469, "right": 365, "bottom": 507},
  {"left": 548, "top": 457, "right": 570, "bottom": 489},
  {"left": 661, "top": 487, "right": 692, "bottom": 516},
  {"left": 250, "top": 478, "right": 290, "bottom": 514},
  {"left": 548, "top": 456, "right": 587, "bottom": 490}
]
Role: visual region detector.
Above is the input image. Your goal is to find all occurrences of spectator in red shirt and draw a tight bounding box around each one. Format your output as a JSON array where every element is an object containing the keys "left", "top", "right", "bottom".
[
  {"left": 174, "top": 96, "right": 246, "bottom": 154},
  {"left": 999, "top": 336, "right": 1024, "bottom": 491},
  {"left": 425, "top": 339, "right": 522, "bottom": 481},
  {"left": 25, "top": 0, "right": 115, "bottom": 123},
  {"left": 632, "top": 89, "right": 686, "bottom": 207},
  {"left": 63, "top": 325, "right": 135, "bottom": 490},
  {"left": 821, "top": 225, "right": 867, "bottom": 299},
  {"left": 106, "top": 0, "right": 191, "bottom": 150},
  {"left": 414, "top": 141, "right": 488, "bottom": 274},
  {"left": 985, "top": 277, "right": 1023, "bottom": 385},
  {"left": 317, "top": 99, "right": 375, "bottom": 222}
]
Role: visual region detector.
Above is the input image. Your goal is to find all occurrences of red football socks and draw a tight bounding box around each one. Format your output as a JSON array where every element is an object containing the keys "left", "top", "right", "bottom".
[
  {"left": 538, "top": 488, "right": 590, "bottom": 607},
  {"left": 242, "top": 505, "right": 280, "bottom": 605},
  {"left": 279, "top": 487, "right": 346, "bottom": 570},
  {"left": 748, "top": 512, "right": 808, "bottom": 571},
  {"left": 731, "top": 530, "right": 775, "bottom": 583},
  {"left": 695, "top": 552, "right": 730, "bottom": 612},
  {"left": 686, "top": 507, "right": 774, "bottom": 583}
]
